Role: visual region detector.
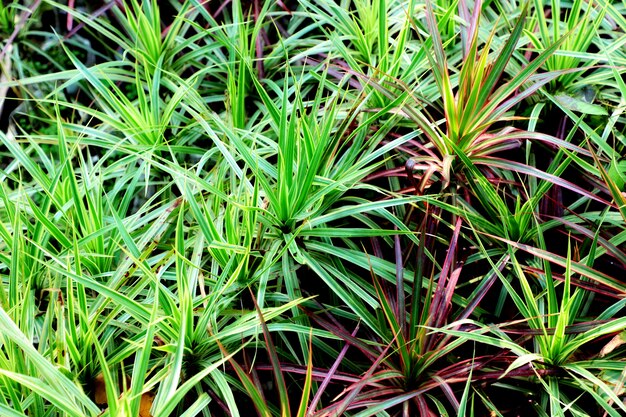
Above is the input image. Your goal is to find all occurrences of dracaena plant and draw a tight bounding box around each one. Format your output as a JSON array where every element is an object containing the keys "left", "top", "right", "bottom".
[
  {"left": 397, "top": 128, "right": 609, "bottom": 245},
  {"left": 400, "top": 0, "right": 573, "bottom": 193},
  {"left": 0, "top": 124, "right": 302, "bottom": 416},
  {"left": 298, "top": 0, "right": 432, "bottom": 109},
  {"left": 527, "top": 0, "right": 607, "bottom": 93},
  {"left": 300, "top": 213, "right": 508, "bottom": 416},
  {"left": 376, "top": 0, "right": 610, "bottom": 252},
  {"left": 182, "top": 61, "right": 419, "bottom": 296},
  {"left": 520, "top": 0, "right": 616, "bottom": 152},
  {"left": 218, "top": 290, "right": 320, "bottom": 417},
  {"left": 440, "top": 232, "right": 626, "bottom": 416},
  {"left": 15, "top": 0, "right": 276, "bottom": 178}
]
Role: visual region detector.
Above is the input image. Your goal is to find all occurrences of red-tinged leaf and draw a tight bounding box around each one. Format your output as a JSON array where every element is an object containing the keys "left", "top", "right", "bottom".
[
  {"left": 371, "top": 270, "right": 410, "bottom": 369},
  {"left": 313, "top": 342, "right": 395, "bottom": 417},
  {"left": 431, "top": 217, "right": 463, "bottom": 331},
  {"left": 489, "top": 129, "right": 593, "bottom": 157},
  {"left": 423, "top": 0, "right": 448, "bottom": 90},
  {"left": 424, "top": 0, "right": 455, "bottom": 145},
  {"left": 473, "top": 61, "right": 589, "bottom": 142},
  {"left": 417, "top": 394, "right": 435, "bottom": 416},
  {"left": 308, "top": 324, "right": 359, "bottom": 413},
  {"left": 474, "top": 157, "right": 611, "bottom": 206},
  {"left": 467, "top": 131, "right": 522, "bottom": 156},
  {"left": 458, "top": 18, "right": 500, "bottom": 137},
  {"left": 253, "top": 364, "right": 361, "bottom": 384},
  {"left": 338, "top": 369, "right": 407, "bottom": 393},
  {"left": 304, "top": 308, "right": 380, "bottom": 361},
  {"left": 483, "top": 234, "right": 626, "bottom": 295},
  {"left": 458, "top": 254, "right": 510, "bottom": 321},
  {"left": 473, "top": 5, "right": 528, "bottom": 110},
  {"left": 523, "top": 264, "right": 622, "bottom": 299},
  {"left": 249, "top": 289, "right": 291, "bottom": 417},
  {"left": 548, "top": 216, "right": 626, "bottom": 267},
  {"left": 589, "top": 145, "right": 626, "bottom": 223},
  {"left": 394, "top": 234, "right": 406, "bottom": 336},
  {"left": 482, "top": 32, "right": 572, "bottom": 114},
  {"left": 433, "top": 376, "right": 461, "bottom": 411},
  {"left": 296, "top": 332, "right": 314, "bottom": 417},
  {"left": 346, "top": 388, "right": 430, "bottom": 416},
  {"left": 441, "top": 264, "right": 464, "bottom": 321},
  {"left": 215, "top": 340, "right": 270, "bottom": 417}
]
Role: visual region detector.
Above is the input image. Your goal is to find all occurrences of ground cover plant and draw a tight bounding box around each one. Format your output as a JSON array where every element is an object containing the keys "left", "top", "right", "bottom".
[{"left": 0, "top": 0, "right": 625, "bottom": 415}]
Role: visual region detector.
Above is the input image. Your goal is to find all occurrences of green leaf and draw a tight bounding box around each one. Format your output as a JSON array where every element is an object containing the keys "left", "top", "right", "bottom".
[
  {"left": 608, "top": 159, "right": 626, "bottom": 191},
  {"left": 499, "top": 353, "right": 543, "bottom": 379},
  {"left": 554, "top": 93, "right": 608, "bottom": 115}
]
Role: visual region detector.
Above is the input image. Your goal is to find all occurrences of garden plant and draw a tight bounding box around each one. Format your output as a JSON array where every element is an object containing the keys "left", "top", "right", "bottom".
[{"left": 0, "top": 0, "right": 626, "bottom": 416}]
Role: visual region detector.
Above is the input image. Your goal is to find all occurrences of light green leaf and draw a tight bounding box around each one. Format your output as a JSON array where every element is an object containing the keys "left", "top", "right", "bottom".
[{"left": 555, "top": 93, "right": 608, "bottom": 115}]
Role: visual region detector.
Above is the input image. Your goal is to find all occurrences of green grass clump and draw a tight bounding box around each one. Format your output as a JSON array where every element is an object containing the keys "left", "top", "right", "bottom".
[{"left": 1, "top": 0, "right": 626, "bottom": 415}]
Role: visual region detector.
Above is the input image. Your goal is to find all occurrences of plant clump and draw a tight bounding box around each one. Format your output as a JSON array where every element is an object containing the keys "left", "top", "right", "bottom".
[{"left": 0, "top": 0, "right": 625, "bottom": 416}]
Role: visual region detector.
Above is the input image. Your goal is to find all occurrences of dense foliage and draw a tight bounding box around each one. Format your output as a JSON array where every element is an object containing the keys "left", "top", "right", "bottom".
[{"left": 0, "top": 0, "right": 625, "bottom": 415}]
